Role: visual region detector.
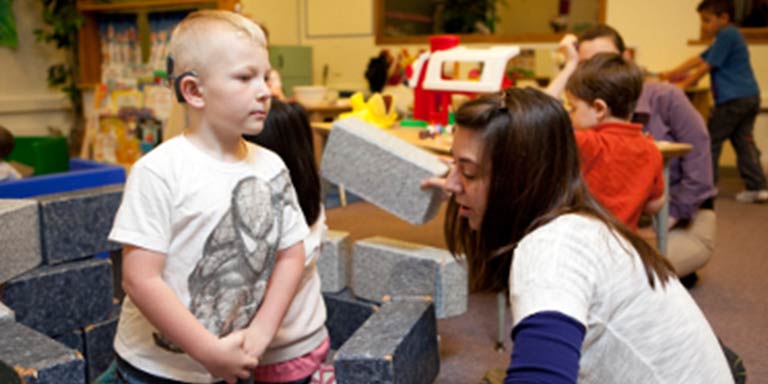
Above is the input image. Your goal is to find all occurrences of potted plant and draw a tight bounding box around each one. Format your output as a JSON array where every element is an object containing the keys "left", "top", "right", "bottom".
[{"left": 34, "top": 0, "right": 84, "bottom": 155}]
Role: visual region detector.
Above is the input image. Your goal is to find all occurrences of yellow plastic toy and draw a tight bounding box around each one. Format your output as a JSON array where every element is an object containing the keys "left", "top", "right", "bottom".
[{"left": 339, "top": 92, "right": 398, "bottom": 128}]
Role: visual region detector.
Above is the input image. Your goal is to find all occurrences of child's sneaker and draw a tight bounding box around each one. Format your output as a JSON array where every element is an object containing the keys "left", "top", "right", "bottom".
[{"left": 734, "top": 189, "right": 768, "bottom": 203}]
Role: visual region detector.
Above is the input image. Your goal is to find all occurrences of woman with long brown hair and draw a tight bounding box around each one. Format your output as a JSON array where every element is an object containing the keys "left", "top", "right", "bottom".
[{"left": 424, "top": 87, "right": 731, "bottom": 383}]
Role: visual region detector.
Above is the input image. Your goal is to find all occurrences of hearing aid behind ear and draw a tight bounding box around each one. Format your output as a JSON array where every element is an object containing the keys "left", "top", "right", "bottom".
[{"left": 167, "top": 55, "right": 198, "bottom": 103}]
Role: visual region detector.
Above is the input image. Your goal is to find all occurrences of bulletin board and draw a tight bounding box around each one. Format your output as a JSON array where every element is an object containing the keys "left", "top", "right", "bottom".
[{"left": 306, "top": 0, "right": 372, "bottom": 37}]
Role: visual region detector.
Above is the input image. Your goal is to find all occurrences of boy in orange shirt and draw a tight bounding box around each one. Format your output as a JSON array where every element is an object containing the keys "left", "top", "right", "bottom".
[{"left": 566, "top": 52, "right": 665, "bottom": 230}]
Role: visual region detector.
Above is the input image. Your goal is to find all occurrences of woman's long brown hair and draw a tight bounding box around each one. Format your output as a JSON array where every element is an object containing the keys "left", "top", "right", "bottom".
[{"left": 445, "top": 87, "right": 674, "bottom": 293}]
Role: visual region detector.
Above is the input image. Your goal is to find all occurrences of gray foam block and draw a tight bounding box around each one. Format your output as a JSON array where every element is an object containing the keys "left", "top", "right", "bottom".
[
  {"left": 333, "top": 299, "right": 439, "bottom": 384},
  {"left": 352, "top": 237, "right": 467, "bottom": 318},
  {"left": 83, "top": 305, "right": 120, "bottom": 382},
  {"left": 318, "top": 230, "right": 352, "bottom": 292},
  {"left": 323, "top": 289, "right": 379, "bottom": 350},
  {"left": 2, "top": 258, "right": 114, "bottom": 337},
  {"left": 0, "top": 320, "right": 86, "bottom": 384},
  {"left": 36, "top": 185, "right": 123, "bottom": 264},
  {"left": 320, "top": 117, "right": 448, "bottom": 225},
  {"left": 0, "top": 199, "right": 42, "bottom": 284}
]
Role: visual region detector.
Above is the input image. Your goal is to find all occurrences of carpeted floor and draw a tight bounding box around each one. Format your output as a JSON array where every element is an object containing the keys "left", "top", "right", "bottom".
[{"left": 325, "top": 169, "right": 767, "bottom": 384}]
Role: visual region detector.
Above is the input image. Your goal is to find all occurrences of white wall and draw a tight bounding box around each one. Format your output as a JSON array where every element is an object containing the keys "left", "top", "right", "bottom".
[{"left": 0, "top": 1, "right": 71, "bottom": 137}]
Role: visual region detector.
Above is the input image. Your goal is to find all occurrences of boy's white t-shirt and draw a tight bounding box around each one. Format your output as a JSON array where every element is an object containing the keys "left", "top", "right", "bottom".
[
  {"left": 109, "top": 135, "right": 309, "bottom": 383},
  {"left": 510, "top": 213, "right": 733, "bottom": 384}
]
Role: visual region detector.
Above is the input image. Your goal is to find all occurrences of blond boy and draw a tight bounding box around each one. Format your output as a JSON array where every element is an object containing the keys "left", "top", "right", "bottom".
[{"left": 108, "top": 10, "right": 310, "bottom": 383}]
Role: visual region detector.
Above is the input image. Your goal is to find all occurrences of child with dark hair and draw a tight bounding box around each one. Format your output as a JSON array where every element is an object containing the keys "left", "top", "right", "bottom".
[
  {"left": 423, "top": 87, "right": 732, "bottom": 383},
  {"left": 0, "top": 125, "right": 21, "bottom": 181},
  {"left": 663, "top": 0, "right": 767, "bottom": 203},
  {"left": 566, "top": 53, "right": 664, "bottom": 230},
  {"left": 244, "top": 97, "right": 330, "bottom": 383}
]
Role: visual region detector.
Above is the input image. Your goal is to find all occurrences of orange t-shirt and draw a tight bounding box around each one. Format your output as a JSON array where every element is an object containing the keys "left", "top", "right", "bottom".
[{"left": 575, "top": 122, "right": 664, "bottom": 230}]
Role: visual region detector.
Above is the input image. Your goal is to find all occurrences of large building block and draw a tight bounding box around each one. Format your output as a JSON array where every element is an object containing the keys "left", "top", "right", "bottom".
[
  {"left": 36, "top": 185, "right": 123, "bottom": 264},
  {"left": 320, "top": 117, "right": 448, "bottom": 225},
  {"left": 352, "top": 237, "right": 467, "bottom": 318},
  {"left": 83, "top": 305, "right": 120, "bottom": 381},
  {"left": 333, "top": 299, "right": 439, "bottom": 384},
  {"left": 2, "top": 258, "right": 114, "bottom": 337},
  {"left": 0, "top": 302, "right": 13, "bottom": 322},
  {"left": 54, "top": 330, "right": 84, "bottom": 355},
  {"left": 0, "top": 199, "right": 42, "bottom": 283},
  {"left": 323, "top": 289, "right": 379, "bottom": 350},
  {"left": 0, "top": 320, "right": 86, "bottom": 384},
  {"left": 318, "top": 230, "right": 352, "bottom": 292}
]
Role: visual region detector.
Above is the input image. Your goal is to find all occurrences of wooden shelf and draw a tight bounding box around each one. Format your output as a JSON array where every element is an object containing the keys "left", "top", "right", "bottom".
[
  {"left": 76, "top": 0, "right": 237, "bottom": 86},
  {"left": 77, "top": 0, "right": 223, "bottom": 11}
]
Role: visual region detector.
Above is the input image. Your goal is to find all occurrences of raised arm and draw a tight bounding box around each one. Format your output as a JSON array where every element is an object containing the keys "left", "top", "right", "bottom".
[{"left": 545, "top": 34, "right": 580, "bottom": 99}]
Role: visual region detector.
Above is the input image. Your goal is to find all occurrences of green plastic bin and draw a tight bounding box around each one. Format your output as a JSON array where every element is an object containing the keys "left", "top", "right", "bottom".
[{"left": 7, "top": 136, "right": 69, "bottom": 175}]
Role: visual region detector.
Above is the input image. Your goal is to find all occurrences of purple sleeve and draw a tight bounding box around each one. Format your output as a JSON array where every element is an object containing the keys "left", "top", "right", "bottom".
[
  {"left": 659, "top": 86, "right": 716, "bottom": 220},
  {"left": 504, "top": 311, "right": 585, "bottom": 384}
]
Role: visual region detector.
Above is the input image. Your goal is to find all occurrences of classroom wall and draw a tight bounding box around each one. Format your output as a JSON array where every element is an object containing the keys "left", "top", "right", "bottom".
[
  {"left": 0, "top": 1, "right": 71, "bottom": 137},
  {"left": 1, "top": 0, "right": 766, "bottom": 168}
]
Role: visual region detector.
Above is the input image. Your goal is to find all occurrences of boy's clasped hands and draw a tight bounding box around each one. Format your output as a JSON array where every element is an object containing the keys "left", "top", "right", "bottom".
[{"left": 197, "top": 323, "right": 272, "bottom": 383}]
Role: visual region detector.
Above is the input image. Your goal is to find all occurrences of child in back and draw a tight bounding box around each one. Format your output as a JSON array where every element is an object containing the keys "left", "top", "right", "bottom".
[
  {"left": 108, "top": 10, "right": 313, "bottom": 383},
  {"left": 566, "top": 52, "right": 664, "bottom": 230},
  {"left": 244, "top": 98, "right": 330, "bottom": 383},
  {"left": 662, "top": 0, "right": 767, "bottom": 203}
]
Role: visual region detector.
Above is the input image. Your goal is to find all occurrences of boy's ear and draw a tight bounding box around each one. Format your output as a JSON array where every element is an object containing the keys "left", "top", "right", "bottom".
[
  {"left": 179, "top": 75, "right": 204, "bottom": 108},
  {"left": 592, "top": 98, "right": 609, "bottom": 121}
]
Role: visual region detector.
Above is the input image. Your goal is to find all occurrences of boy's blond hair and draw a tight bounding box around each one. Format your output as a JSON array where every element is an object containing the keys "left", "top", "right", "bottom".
[{"left": 168, "top": 10, "right": 266, "bottom": 75}]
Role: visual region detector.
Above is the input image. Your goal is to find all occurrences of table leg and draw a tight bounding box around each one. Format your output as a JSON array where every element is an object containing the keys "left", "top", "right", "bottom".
[
  {"left": 655, "top": 160, "right": 671, "bottom": 256},
  {"left": 496, "top": 291, "right": 506, "bottom": 351}
]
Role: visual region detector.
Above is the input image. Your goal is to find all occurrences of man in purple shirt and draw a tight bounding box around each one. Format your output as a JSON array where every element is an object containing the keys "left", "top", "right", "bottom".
[{"left": 546, "top": 25, "right": 717, "bottom": 281}]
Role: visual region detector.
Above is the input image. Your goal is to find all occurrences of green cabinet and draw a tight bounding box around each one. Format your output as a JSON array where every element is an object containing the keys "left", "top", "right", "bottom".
[{"left": 269, "top": 45, "right": 313, "bottom": 97}]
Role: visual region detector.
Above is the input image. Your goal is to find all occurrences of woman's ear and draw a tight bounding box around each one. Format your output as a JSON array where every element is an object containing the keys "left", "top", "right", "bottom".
[
  {"left": 592, "top": 98, "right": 609, "bottom": 121},
  {"left": 179, "top": 75, "right": 204, "bottom": 108}
]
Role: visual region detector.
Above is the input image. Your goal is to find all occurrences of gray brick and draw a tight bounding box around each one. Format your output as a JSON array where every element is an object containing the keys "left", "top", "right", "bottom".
[
  {"left": 318, "top": 230, "right": 352, "bottom": 292},
  {"left": 320, "top": 117, "right": 448, "bottom": 225},
  {"left": 333, "top": 299, "right": 439, "bottom": 384},
  {"left": 323, "top": 289, "right": 379, "bottom": 350},
  {"left": 0, "top": 320, "right": 85, "bottom": 384},
  {"left": 0, "top": 302, "right": 13, "bottom": 322},
  {"left": 83, "top": 305, "right": 120, "bottom": 382},
  {"left": 36, "top": 185, "right": 123, "bottom": 264},
  {"left": 0, "top": 199, "right": 42, "bottom": 283},
  {"left": 2, "top": 258, "right": 114, "bottom": 336},
  {"left": 352, "top": 237, "right": 467, "bottom": 318}
]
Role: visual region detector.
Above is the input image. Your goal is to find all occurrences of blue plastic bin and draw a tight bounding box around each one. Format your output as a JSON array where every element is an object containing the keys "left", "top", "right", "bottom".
[{"left": 0, "top": 158, "right": 125, "bottom": 198}]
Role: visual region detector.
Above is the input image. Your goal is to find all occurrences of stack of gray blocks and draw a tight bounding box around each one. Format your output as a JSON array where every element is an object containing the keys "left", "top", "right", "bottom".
[
  {"left": 0, "top": 185, "right": 123, "bottom": 383},
  {"left": 334, "top": 298, "right": 440, "bottom": 384},
  {"left": 0, "top": 199, "right": 42, "bottom": 283},
  {"left": 317, "top": 230, "right": 352, "bottom": 292},
  {"left": 320, "top": 117, "right": 449, "bottom": 225},
  {"left": 352, "top": 236, "right": 467, "bottom": 319}
]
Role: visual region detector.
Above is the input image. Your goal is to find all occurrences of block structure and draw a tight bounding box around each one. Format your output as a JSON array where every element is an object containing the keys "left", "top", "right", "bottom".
[
  {"left": 1, "top": 258, "right": 114, "bottom": 337},
  {"left": 0, "top": 199, "right": 42, "bottom": 283},
  {"left": 83, "top": 306, "right": 120, "bottom": 381},
  {"left": 36, "top": 185, "right": 123, "bottom": 264},
  {"left": 320, "top": 117, "right": 448, "bottom": 225},
  {"left": 317, "top": 230, "right": 351, "bottom": 292},
  {"left": 352, "top": 237, "right": 467, "bottom": 318},
  {"left": 333, "top": 300, "right": 439, "bottom": 384},
  {"left": 0, "top": 320, "right": 85, "bottom": 384},
  {"left": 323, "top": 289, "right": 379, "bottom": 350}
]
